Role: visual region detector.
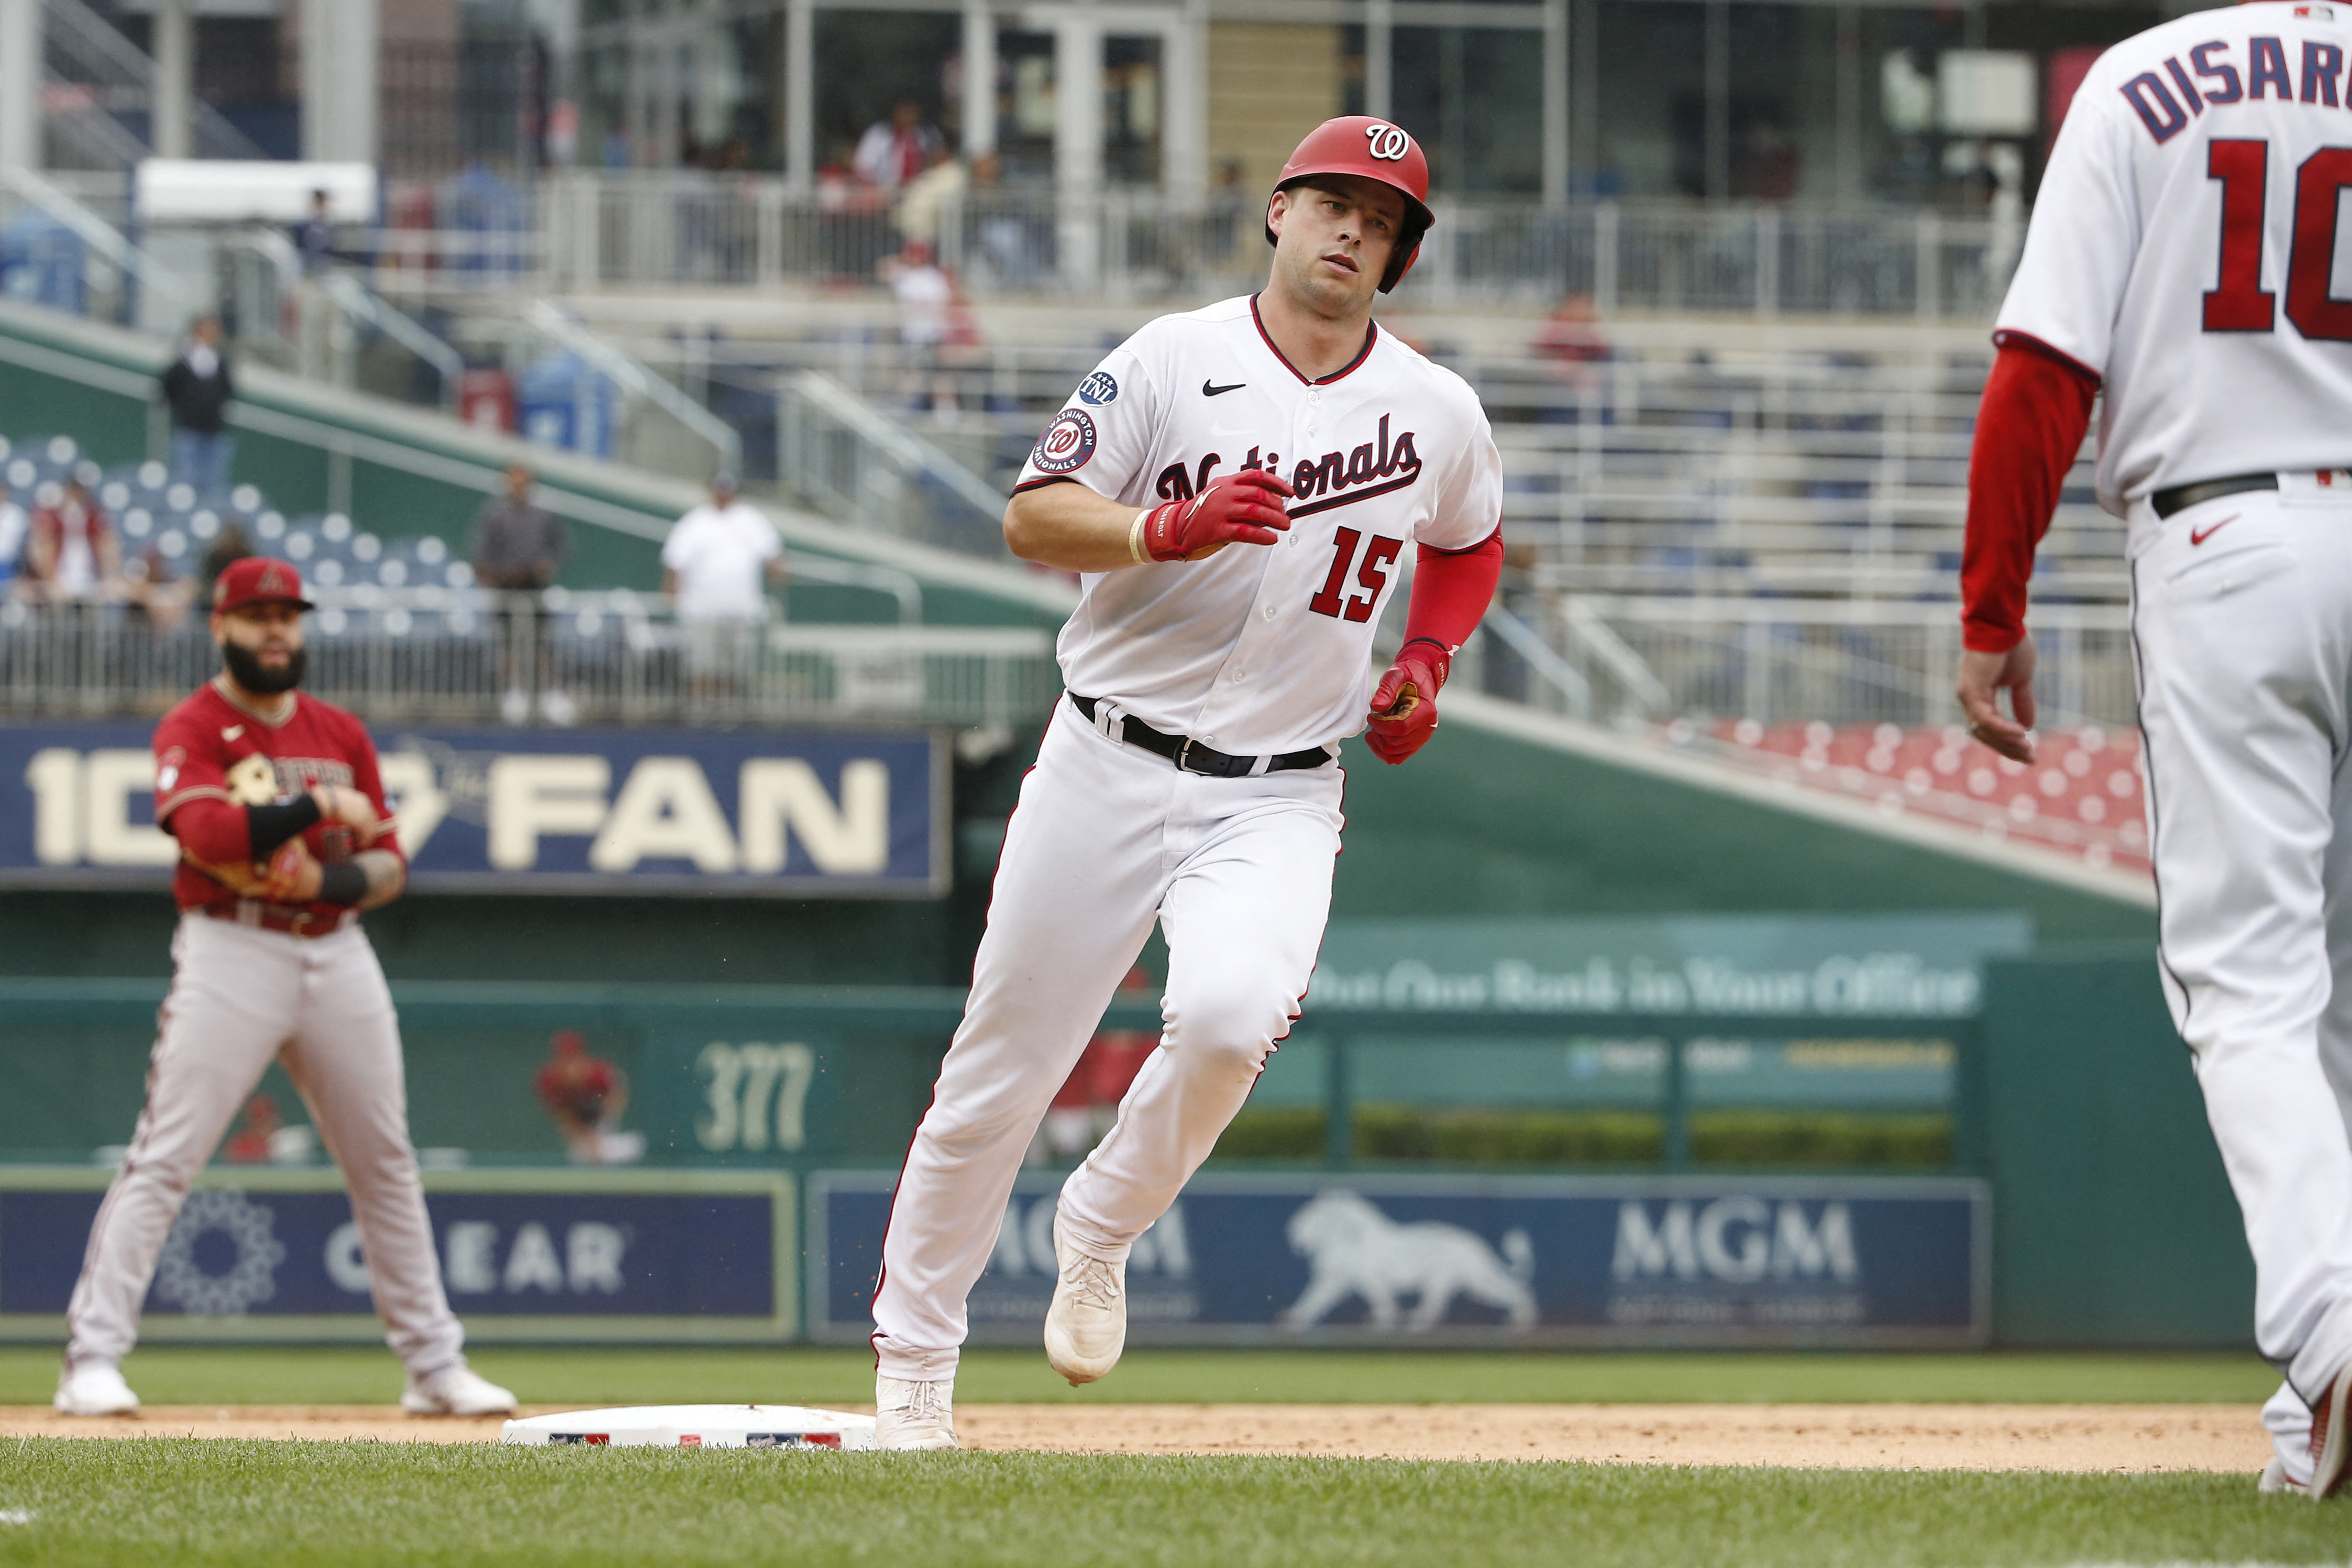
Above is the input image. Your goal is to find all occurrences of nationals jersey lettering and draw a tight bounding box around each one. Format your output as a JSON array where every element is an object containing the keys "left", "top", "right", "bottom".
[
  {"left": 151, "top": 680, "right": 401, "bottom": 919},
  {"left": 1999, "top": 1, "right": 2352, "bottom": 518},
  {"left": 1016, "top": 294, "right": 1501, "bottom": 755}
]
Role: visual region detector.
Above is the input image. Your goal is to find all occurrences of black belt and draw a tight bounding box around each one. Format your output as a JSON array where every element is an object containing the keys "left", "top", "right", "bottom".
[
  {"left": 2152, "top": 473, "right": 2280, "bottom": 518},
  {"left": 1069, "top": 694, "right": 1334, "bottom": 777}
]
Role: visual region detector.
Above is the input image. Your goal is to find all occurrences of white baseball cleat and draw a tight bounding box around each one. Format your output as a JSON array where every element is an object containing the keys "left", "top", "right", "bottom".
[
  {"left": 54, "top": 1362, "right": 139, "bottom": 1417},
  {"left": 1043, "top": 1212, "right": 1127, "bottom": 1386},
  {"left": 2260, "top": 1456, "right": 2307, "bottom": 1495},
  {"left": 875, "top": 1375, "right": 957, "bottom": 1450},
  {"left": 402, "top": 1363, "right": 518, "bottom": 1416}
]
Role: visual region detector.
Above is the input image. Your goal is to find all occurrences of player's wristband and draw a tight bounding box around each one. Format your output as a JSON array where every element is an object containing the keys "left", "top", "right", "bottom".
[
  {"left": 315, "top": 860, "right": 369, "bottom": 907},
  {"left": 1129, "top": 512, "right": 1150, "bottom": 565},
  {"left": 246, "top": 796, "right": 324, "bottom": 857}
]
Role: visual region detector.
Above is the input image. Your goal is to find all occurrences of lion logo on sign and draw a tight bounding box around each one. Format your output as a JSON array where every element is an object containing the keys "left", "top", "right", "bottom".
[{"left": 1278, "top": 1190, "right": 1537, "bottom": 1332}]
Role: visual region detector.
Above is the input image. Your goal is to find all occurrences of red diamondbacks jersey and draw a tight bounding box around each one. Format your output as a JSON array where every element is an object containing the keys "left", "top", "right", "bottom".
[
  {"left": 1015, "top": 294, "right": 1502, "bottom": 757},
  {"left": 2000, "top": 0, "right": 2352, "bottom": 516},
  {"left": 152, "top": 679, "right": 403, "bottom": 918}
]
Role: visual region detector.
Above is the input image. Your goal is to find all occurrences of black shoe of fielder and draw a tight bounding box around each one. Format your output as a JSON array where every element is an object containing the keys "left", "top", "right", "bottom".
[{"left": 2311, "top": 1362, "right": 2352, "bottom": 1501}]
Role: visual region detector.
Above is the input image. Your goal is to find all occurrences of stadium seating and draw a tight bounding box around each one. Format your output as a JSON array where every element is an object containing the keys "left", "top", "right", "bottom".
[{"left": 1665, "top": 719, "right": 2148, "bottom": 877}]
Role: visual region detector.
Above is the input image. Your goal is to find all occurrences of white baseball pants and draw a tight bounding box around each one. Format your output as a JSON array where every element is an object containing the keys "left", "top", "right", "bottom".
[
  {"left": 2132, "top": 480, "right": 2352, "bottom": 1482},
  {"left": 64, "top": 914, "right": 465, "bottom": 1375},
  {"left": 871, "top": 700, "right": 1344, "bottom": 1379}
]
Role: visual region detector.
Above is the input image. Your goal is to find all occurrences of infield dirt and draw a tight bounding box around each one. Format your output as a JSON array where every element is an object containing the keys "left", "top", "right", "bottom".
[{"left": 0, "top": 1403, "right": 2271, "bottom": 1472}]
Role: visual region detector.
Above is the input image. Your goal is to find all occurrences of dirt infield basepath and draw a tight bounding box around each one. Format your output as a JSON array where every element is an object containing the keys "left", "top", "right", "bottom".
[{"left": 0, "top": 1404, "right": 2272, "bottom": 1473}]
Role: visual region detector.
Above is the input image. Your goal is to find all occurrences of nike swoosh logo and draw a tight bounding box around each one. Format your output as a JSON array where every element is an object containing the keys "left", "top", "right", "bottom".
[
  {"left": 222, "top": 726, "right": 244, "bottom": 741},
  {"left": 2190, "top": 514, "right": 2240, "bottom": 546},
  {"left": 1203, "top": 380, "right": 1245, "bottom": 397}
]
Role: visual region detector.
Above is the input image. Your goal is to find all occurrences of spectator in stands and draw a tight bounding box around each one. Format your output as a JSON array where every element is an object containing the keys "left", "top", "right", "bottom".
[
  {"left": 194, "top": 520, "right": 251, "bottom": 613},
  {"left": 161, "top": 316, "right": 235, "bottom": 498},
  {"left": 296, "top": 189, "right": 336, "bottom": 275},
  {"left": 1204, "top": 159, "right": 1250, "bottom": 265},
  {"left": 854, "top": 100, "right": 945, "bottom": 191},
  {"left": 22, "top": 476, "right": 122, "bottom": 604},
  {"left": 126, "top": 539, "right": 193, "bottom": 632},
  {"left": 470, "top": 463, "right": 573, "bottom": 726},
  {"left": 879, "top": 239, "right": 962, "bottom": 422},
  {"left": 895, "top": 146, "right": 968, "bottom": 250},
  {"left": 661, "top": 471, "right": 786, "bottom": 701},
  {"left": 0, "top": 478, "right": 24, "bottom": 599}
]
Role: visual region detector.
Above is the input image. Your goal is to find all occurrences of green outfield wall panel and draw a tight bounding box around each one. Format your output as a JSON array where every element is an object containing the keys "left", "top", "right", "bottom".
[
  {"left": 1979, "top": 952, "right": 2252, "bottom": 1347},
  {"left": 1335, "top": 715, "right": 2160, "bottom": 942}
]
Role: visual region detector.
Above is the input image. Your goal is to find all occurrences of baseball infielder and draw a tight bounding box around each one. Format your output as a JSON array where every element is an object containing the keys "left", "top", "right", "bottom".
[
  {"left": 54, "top": 557, "right": 513, "bottom": 1419},
  {"left": 1960, "top": 0, "right": 2352, "bottom": 1499},
  {"left": 869, "top": 117, "right": 1504, "bottom": 1449}
]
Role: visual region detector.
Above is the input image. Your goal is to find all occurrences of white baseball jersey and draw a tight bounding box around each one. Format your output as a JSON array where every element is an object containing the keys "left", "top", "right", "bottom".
[
  {"left": 1015, "top": 294, "right": 1502, "bottom": 756},
  {"left": 2001, "top": 0, "right": 2352, "bottom": 515}
]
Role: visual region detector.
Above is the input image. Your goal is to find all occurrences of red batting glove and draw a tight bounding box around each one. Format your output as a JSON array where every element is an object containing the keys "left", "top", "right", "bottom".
[
  {"left": 1363, "top": 641, "right": 1452, "bottom": 765},
  {"left": 1136, "top": 469, "right": 1296, "bottom": 562},
  {"left": 258, "top": 838, "right": 324, "bottom": 903}
]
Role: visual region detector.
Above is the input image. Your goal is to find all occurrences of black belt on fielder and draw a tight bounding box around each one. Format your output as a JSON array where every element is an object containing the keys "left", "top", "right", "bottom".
[
  {"left": 2151, "top": 472, "right": 2280, "bottom": 518},
  {"left": 1069, "top": 693, "right": 1333, "bottom": 778}
]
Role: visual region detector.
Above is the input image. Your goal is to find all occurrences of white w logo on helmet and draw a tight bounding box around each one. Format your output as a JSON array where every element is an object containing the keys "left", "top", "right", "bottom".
[{"left": 1364, "top": 123, "right": 1410, "bottom": 161}]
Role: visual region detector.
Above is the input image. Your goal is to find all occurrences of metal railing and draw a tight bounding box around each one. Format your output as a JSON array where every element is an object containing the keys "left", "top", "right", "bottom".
[
  {"left": 0, "top": 592, "right": 1061, "bottom": 730},
  {"left": 113, "top": 168, "right": 2029, "bottom": 321},
  {"left": 1477, "top": 595, "right": 2134, "bottom": 732},
  {"left": 566, "top": 305, "right": 2113, "bottom": 607},
  {"left": 41, "top": 0, "right": 267, "bottom": 169},
  {"left": 776, "top": 369, "right": 1007, "bottom": 556}
]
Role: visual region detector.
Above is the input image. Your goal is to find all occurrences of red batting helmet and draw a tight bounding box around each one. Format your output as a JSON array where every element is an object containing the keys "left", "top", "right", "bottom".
[{"left": 1264, "top": 116, "right": 1434, "bottom": 293}]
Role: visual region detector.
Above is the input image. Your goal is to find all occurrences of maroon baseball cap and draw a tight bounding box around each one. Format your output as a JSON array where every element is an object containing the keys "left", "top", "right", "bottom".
[{"left": 213, "top": 557, "right": 314, "bottom": 613}]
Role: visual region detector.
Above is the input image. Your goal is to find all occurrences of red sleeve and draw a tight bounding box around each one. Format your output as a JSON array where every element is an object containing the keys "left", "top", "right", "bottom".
[
  {"left": 1402, "top": 528, "right": 1505, "bottom": 656},
  {"left": 1961, "top": 336, "right": 2099, "bottom": 654},
  {"left": 171, "top": 798, "right": 250, "bottom": 865},
  {"left": 153, "top": 706, "right": 235, "bottom": 830}
]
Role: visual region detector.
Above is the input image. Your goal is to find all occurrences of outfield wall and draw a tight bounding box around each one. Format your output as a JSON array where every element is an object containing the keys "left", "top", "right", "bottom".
[{"left": 0, "top": 953, "right": 2249, "bottom": 1350}]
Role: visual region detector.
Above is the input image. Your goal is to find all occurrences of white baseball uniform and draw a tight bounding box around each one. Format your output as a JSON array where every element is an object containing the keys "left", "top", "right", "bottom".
[
  {"left": 1994, "top": 0, "right": 2352, "bottom": 1483},
  {"left": 869, "top": 294, "right": 1501, "bottom": 1378},
  {"left": 63, "top": 677, "right": 467, "bottom": 1381}
]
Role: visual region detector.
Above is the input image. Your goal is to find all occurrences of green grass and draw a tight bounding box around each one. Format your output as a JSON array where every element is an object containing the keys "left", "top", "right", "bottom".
[
  {"left": 2, "top": 1440, "right": 2348, "bottom": 1568},
  {"left": 0, "top": 1347, "right": 2285, "bottom": 1408}
]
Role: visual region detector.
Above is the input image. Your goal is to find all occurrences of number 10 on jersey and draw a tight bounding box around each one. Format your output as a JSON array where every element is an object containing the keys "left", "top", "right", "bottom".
[{"left": 2204, "top": 137, "right": 2352, "bottom": 339}]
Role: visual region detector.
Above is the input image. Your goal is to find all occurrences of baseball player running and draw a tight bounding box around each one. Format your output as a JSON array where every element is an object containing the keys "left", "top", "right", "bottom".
[
  {"left": 869, "top": 117, "right": 1503, "bottom": 1449},
  {"left": 53, "top": 557, "right": 513, "bottom": 1419},
  {"left": 1959, "top": 0, "right": 2352, "bottom": 1499}
]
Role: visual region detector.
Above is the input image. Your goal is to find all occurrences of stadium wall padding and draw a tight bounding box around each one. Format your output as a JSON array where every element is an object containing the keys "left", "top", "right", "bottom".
[{"left": 1979, "top": 949, "right": 2253, "bottom": 1348}]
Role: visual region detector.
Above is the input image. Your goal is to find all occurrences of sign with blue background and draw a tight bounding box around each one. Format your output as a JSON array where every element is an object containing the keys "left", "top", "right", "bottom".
[
  {"left": 0, "top": 1171, "right": 795, "bottom": 1341},
  {"left": 0, "top": 722, "right": 944, "bottom": 896},
  {"left": 811, "top": 1170, "right": 1986, "bottom": 1348}
]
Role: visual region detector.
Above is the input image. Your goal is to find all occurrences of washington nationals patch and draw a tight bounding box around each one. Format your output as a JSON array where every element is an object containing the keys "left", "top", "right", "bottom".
[{"left": 1031, "top": 410, "right": 1098, "bottom": 474}]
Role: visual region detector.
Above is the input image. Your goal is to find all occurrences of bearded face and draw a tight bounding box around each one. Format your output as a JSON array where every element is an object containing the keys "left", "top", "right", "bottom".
[
  {"left": 214, "top": 602, "right": 307, "bottom": 695},
  {"left": 221, "top": 637, "right": 306, "bottom": 693}
]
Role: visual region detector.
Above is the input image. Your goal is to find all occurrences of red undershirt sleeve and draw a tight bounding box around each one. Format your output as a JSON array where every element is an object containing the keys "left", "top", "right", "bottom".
[
  {"left": 169, "top": 797, "right": 250, "bottom": 866},
  {"left": 1961, "top": 336, "right": 2099, "bottom": 654},
  {"left": 1402, "top": 528, "right": 1505, "bottom": 657}
]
